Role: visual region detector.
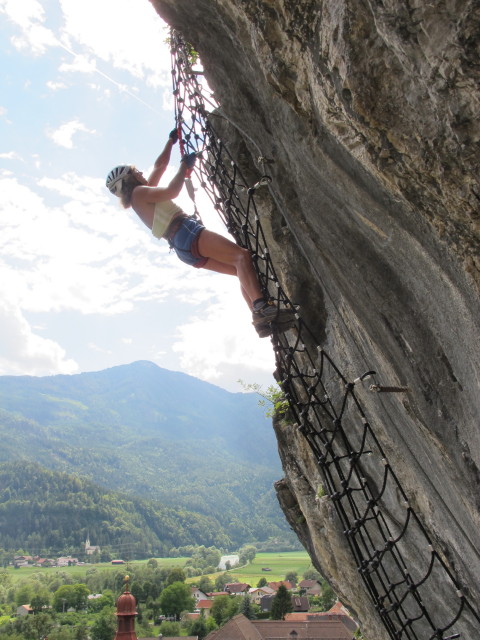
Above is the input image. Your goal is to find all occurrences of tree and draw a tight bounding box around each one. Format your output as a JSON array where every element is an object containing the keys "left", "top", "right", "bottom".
[
  {"left": 30, "top": 591, "right": 51, "bottom": 613},
  {"left": 73, "top": 620, "right": 89, "bottom": 640},
  {"left": 159, "top": 582, "right": 195, "bottom": 618},
  {"left": 238, "top": 545, "right": 256, "bottom": 566},
  {"left": 270, "top": 585, "right": 292, "bottom": 620},
  {"left": 130, "top": 582, "right": 144, "bottom": 604},
  {"left": 53, "top": 584, "right": 90, "bottom": 612},
  {"left": 303, "top": 569, "right": 320, "bottom": 581},
  {"left": 9, "top": 612, "right": 54, "bottom": 640},
  {"left": 211, "top": 595, "right": 237, "bottom": 626},
  {"left": 239, "top": 595, "right": 257, "bottom": 620},
  {"left": 189, "top": 617, "right": 208, "bottom": 640},
  {"left": 285, "top": 571, "right": 298, "bottom": 585},
  {"left": 205, "top": 616, "right": 218, "bottom": 633},
  {"left": 167, "top": 568, "right": 186, "bottom": 585},
  {"left": 197, "top": 576, "right": 214, "bottom": 594},
  {"left": 257, "top": 577, "right": 267, "bottom": 588},
  {"left": 15, "top": 583, "right": 34, "bottom": 607},
  {"left": 87, "top": 591, "right": 115, "bottom": 613},
  {"left": 90, "top": 608, "right": 117, "bottom": 640},
  {"left": 49, "top": 626, "right": 76, "bottom": 640},
  {"left": 158, "top": 620, "right": 181, "bottom": 636},
  {"left": 214, "top": 573, "right": 230, "bottom": 591},
  {"left": 28, "top": 612, "right": 54, "bottom": 639},
  {"left": 318, "top": 583, "right": 336, "bottom": 611}
]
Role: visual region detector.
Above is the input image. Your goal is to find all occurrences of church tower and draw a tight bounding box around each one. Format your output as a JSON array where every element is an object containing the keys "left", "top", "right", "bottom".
[{"left": 114, "top": 576, "right": 138, "bottom": 640}]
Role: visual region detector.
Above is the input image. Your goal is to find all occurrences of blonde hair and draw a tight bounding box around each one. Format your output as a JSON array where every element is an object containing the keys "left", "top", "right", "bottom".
[{"left": 119, "top": 168, "right": 143, "bottom": 209}]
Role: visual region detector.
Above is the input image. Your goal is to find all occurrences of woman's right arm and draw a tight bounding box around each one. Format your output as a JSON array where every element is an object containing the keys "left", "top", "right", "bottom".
[{"left": 137, "top": 162, "right": 189, "bottom": 205}]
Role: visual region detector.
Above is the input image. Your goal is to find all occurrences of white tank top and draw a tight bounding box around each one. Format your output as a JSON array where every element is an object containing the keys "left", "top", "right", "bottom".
[{"left": 151, "top": 200, "right": 184, "bottom": 239}]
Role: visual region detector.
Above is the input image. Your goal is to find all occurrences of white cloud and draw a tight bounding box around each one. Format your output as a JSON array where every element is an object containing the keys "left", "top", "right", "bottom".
[
  {"left": 0, "top": 172, "right": 276, "bottom": 386},
  {"left": 1, "top": 0, "right": 170, "bottom": 88},
  {"left": 0, "top": 0, "right": 45, "bottom": 25},
  {"left": 58, "top": 53, "right": 96, "bottom": 74},
  {"left": 0, "top": 151, "right": 22, "bottom": 160},
  {"left": 47, "top": 119, "right": 96, "bottom": 148},
  {"left": 58, "top": 0, "right": 171, "bottom": 83},
  {"left": 1, "top": 0, "right": 58, "bottom": 54},
  {"left": 0, "top": 173, "right": 233, "bottom": 317},
  {"left": 0, "top": 106, "right": 12, "bottom": 124},
  {"left": 172, "top": 285, "right": 275, "bottom": 386},
  {"left": 0, "top": 298, "right": 78, "bottom": 376},
  {"left": 46, "top": 80, "right": 67, "bottom": 91}
]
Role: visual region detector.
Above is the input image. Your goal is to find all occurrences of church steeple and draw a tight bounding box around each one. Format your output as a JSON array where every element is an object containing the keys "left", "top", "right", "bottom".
[{"left": 114, "top": 576, "right": 138, "bottom": 640}]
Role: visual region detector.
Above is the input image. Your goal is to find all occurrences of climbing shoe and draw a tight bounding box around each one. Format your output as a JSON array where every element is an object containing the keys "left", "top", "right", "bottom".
[
  {"left": 254, "top": 317, "right": 296, "bottom": 338},
  {"left": 252, "top": 299, "right": 296, "bottom": 326}
]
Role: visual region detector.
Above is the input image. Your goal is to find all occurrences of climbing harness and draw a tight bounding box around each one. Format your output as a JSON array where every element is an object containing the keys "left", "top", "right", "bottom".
[{"left": 170, "top": 30, "right": 480, "bottom": 640}]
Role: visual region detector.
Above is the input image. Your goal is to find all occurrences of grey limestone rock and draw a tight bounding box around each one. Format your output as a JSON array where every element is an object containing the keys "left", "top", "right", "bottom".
[{"left": 151, "top": 1, "right": 480, "bottom": 636}]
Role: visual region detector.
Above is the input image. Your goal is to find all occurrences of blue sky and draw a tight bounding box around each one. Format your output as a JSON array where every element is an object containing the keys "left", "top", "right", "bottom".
[{"left": 0, "top": 0, "right": 275, "bottom": 392}]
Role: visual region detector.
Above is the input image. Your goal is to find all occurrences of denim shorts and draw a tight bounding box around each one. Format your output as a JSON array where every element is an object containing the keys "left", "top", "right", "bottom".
[{"left": 168, "top": 217, "right": 208, "bottom": 268}]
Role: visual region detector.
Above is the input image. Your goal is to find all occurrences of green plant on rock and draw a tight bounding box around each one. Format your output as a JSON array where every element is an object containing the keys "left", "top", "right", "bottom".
[
  {"left": 165, "top": 35, "right": 199, "bottom": 65},
  {"left": 316, "top": 484, "right": 326, "bottom": 499},
  {"left": 238, "top": 381, "right": 290, "bottom": 419}
]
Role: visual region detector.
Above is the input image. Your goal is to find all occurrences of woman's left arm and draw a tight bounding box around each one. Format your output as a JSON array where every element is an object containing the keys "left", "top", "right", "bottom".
[{"left": 147, "top": 130, "right": 178, "bottom": 186}]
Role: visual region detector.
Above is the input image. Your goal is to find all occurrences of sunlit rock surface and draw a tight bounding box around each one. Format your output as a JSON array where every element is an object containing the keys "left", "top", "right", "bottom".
[{"left": 150, "top": 1, "right": 480, "bottom": 636}]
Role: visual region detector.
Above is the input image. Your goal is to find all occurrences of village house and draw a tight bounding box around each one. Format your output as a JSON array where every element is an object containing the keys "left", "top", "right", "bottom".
[
  {"left": 14, "top": 556, "right": 32, "bottom": 567},
  {"left": 204, "top": 613, "right": 358, "bottom": 640},
  {"left": 259, "top": 593, "right": 309, "bottom": 615},
  {"left": 298, "top": 579, "right": 322, "bottom": 596},
  {"left": 224, "top": 583, "right": 250, "bottom": 596},
  {"left": 57, "top": 556, "right": 78, "bottom": 566},
  {"left": 16, "top": 605, "right": 33, "bottom": 617},
  {"left": 284, "top": 601, "right": 358, "bottom": 626},
  {"left": 248, "top": 586, "right": 274, "bottom": 605},
  {"left": 259, "top": 595, "right": 275, "bottom": 613},
  {"left": 267, "top": 581, "right": 294, "bottom": 592},
  {"left": 291, "top": 596, "right": 310, "bottom": 613},
  {"left": 184, "top": 612, "right": 200, "bottom": 625},
  {"left": 191, "top": 587, "right": 209, "bottom": 602},
  {"left": 34, "top": 557, "right": 55, "bottom": 567},
  {"left": 196, "top": 599, "right": 214, "bottom": 618}
]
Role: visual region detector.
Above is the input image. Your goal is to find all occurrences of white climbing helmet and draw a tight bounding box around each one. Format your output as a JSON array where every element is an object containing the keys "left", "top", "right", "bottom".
[{"left": 106, "top": 165, "right": 131, "bottom": 196}]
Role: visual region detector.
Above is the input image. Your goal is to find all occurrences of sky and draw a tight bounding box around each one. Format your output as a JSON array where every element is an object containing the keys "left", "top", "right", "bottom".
[{"left": 0, "top": 0, "right": 276, "bottom": 393}]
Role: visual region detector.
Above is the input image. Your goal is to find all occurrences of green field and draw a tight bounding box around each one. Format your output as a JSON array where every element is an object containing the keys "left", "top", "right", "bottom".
[
  {"left": 221, "top": 552, "right": 312, "bottom": 583},
  {"left": 192, "top": 551, "right": 312, "bottom": 585},
  {"left": 5, "top": 552, "right": 312, "bottom": 586},
  {"left": 4, "top": 557, "right": 188, "bottom": 584}
]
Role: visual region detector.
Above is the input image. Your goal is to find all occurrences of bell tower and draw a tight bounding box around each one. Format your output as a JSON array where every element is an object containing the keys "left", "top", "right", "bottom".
[{"left": 114, "top": 576, "right": 138, "bottom": 640}]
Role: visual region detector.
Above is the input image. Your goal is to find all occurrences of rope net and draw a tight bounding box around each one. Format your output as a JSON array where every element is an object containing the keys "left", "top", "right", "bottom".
[{"left": 169, "top": 31, "right": 479, "bottom": 640}]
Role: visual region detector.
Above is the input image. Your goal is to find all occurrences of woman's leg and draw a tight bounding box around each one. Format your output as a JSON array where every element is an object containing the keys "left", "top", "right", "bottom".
[
  {"left": 202, "top": 258, "right": 252, "bottom": 308},
  {"left": 197, "top": 229, "right": 263, "bottom": 306}
]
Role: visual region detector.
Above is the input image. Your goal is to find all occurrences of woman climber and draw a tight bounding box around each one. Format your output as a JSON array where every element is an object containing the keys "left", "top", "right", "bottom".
[{"left": 105, "top": 129, "right": 295, "bottom": 336}]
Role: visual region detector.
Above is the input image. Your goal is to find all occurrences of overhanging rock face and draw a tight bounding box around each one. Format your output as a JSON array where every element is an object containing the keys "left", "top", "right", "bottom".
[{"left": 150, "top": 1, "right": 479, "bottom": 636}]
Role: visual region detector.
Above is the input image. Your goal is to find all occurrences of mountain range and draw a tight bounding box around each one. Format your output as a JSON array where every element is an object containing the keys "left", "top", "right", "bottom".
[{"left": 0, "top": 361, "right": 290, "bottom": 553}]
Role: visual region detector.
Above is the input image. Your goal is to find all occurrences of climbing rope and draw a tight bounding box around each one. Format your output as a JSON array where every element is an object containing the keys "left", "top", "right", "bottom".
[{"left": 169, "top": 30, "right": 480, "bottom": 640}]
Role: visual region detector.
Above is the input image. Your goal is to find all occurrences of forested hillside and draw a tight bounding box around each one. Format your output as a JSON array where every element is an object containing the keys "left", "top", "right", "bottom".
[
  {"left": 0, "top": 362, "right": 289, "bottom": 550},
  {"left": 0, "top": 462, "right": 232, "bottom": 555}
]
